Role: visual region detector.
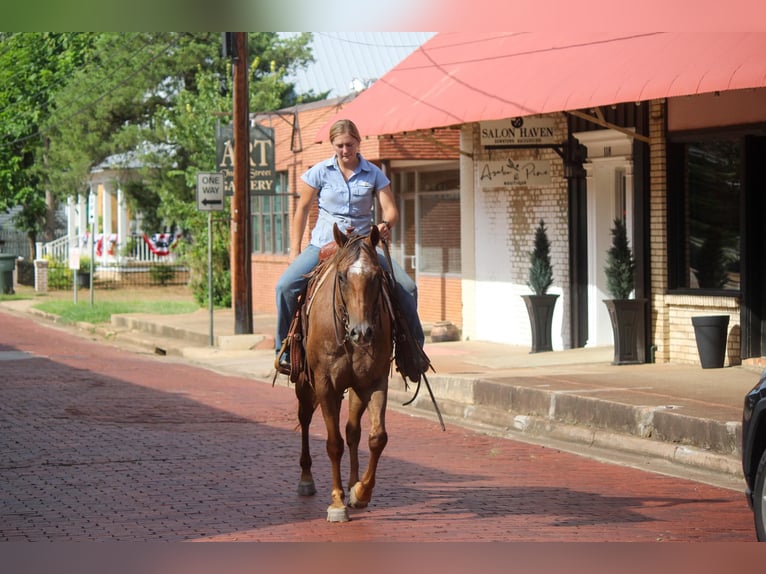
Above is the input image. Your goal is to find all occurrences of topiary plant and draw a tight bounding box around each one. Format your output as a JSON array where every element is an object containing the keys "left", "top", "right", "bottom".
[
  {"left": 605, "top": 218, "right": 635, "bottom": 299},
  {"left": 527, "top": 219, "right": 553, "bottom": 295}
]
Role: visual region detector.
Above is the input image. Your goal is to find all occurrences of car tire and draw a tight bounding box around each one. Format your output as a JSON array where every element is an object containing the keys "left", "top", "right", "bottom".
[{"left": 754, "top": 449, "right": 766, "bottom": 541}]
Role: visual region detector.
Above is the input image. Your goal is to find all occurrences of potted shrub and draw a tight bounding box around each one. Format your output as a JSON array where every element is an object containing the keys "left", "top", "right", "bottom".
[
  {"left": 521, "top": 219, "right": 558, "bottom": 353},
  {"left": 603, "top": 218, "right": 646, "bottom": 365}
]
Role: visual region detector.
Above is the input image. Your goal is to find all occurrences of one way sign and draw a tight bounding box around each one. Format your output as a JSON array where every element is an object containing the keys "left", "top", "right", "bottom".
[{"left": 197, "top": 172, "right": 224, "bottom": 212}]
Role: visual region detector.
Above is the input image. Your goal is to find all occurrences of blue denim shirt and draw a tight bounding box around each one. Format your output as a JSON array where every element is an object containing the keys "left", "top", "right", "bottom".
[{"left": 301, "top": 153, "right": 390, "bottom": 247}]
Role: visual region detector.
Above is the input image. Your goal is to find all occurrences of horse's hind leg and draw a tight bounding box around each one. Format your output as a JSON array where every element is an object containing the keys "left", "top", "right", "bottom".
[
  {"left": 296, "top": 381, "right": 317, "bottom": 496},
  {"left": 349, "top": 385, "right": 388, "bottom": 509}
]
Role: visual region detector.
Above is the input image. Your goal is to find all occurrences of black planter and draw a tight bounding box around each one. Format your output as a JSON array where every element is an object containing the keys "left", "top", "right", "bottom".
[
  {"left": 692, "top": 315, "right": 729, "bottom": 369},
  {"left": 604, "top": 299, "right": 647, "bottom": 365},
  {"left": 522, "top": 294, "right": 559, "bottom": 353}
]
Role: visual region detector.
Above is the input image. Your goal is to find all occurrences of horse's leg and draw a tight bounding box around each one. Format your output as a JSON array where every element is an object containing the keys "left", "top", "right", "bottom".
[
  {"left": 345, "top": 388, "right": 366, "bottom": 490},
  {"left": 317, "top": 383, "right": 348, "bottom": 522},
  {"left": 296, "top": 381, "right": 317, "bottom": 496},
  {"left": 348, "top": 384, "right": 388, "bottom": 509}
]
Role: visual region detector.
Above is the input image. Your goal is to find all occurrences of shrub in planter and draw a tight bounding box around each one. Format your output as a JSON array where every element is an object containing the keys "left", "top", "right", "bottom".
[
  {"left": 522, "top": 219, "right": 558, "bottom": 353},
  {"left": 603, "top": 218, "right": 645, "bottom": 364}
]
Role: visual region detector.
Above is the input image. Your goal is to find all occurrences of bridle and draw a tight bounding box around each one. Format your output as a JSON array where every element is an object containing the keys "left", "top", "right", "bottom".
[{"left": 331, "top": 237, "right": 385, "bottom": 349}]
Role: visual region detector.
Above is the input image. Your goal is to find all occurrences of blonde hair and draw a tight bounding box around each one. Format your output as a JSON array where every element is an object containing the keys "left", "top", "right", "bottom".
[{"left": 329, "top": 119, "right": 361, "bottom": 143}]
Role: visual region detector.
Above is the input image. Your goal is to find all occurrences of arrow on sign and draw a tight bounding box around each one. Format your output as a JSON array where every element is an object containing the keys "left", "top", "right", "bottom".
[{"left": 201, "top": 199, "right": 223, "bottom": 206}]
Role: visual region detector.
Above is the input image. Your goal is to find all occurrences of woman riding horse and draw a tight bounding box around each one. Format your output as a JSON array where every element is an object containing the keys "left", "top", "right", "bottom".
[{"left": 274, "top": 119, "right": 424, "bottom": 375}]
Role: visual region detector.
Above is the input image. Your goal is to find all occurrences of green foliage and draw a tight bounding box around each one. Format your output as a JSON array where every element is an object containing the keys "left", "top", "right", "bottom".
[
  {"left": 527, "top": 219, "right": 553, "bottom": 295},
  {"left": 0, "top": 33, "right": 96, "bottom": 253},
  {"left": 44, "top": 256, "right": 72, "bottom": 289},
  {"left": 150, "top": 264, "right": 175, "bottom": 286},
  {"left": 2, "top": 32, "right": 317, "bottom": 306},
  {"left": 33, "top": 298, "right": 198, "bottom": 325},
  {"left": 77, "top": 255, "right": 92, "bottom": 272},
  {"left": 605, "top": 218, "right": 635, "bottom": 299}
]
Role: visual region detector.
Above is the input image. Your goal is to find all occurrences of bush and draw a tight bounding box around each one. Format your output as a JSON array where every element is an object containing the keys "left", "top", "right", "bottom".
[
  {"left": 604, "top": 218, "right": 635, "bottom": 299},
  {"left": 527, "top": 219, "right": 553, "bottom": 295},
  {"left": 150, "top": 264, "right": 176, "bottom": 286},
  {"left": 45, "top": 256, "right": 72, "bottom": 290}
]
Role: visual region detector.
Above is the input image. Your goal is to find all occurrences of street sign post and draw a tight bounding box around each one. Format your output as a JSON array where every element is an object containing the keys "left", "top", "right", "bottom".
[
  {"left": 196, "top": 172, "right": 225, "bottom": 211},
  {"left": 197, "top": 172, "right": 224, "bottom": 346}
]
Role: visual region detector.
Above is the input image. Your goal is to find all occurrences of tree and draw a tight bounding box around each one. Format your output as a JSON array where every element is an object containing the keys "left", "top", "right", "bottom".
[
  {"left": 604, "top": 218, "right": 635, "bottom": 299},
  {"left": 527, "top": 219, "right": 553, "bottom": 295},
  {"left": 0, "top": 33, "right": 95, "bottom": 256},
  {"left": 2, "top": 32, "right": 317, "bottom": 301}
]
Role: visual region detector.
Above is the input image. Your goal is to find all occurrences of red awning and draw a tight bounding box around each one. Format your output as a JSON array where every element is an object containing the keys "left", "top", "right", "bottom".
[{"left": 317, "top": 32, "right": 766, "bottom": 140}]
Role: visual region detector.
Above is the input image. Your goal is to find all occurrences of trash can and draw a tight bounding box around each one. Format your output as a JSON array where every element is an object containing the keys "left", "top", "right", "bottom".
[
  {"left": 692, "top": 315, "right": 730, "bottom": 369},
  {"left": 0, "top": 253, "right": 16, "bottom": 294}
]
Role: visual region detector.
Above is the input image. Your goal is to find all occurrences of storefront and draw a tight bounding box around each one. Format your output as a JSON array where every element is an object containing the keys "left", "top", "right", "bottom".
[{"left": 315, "top": 32, "right": 766, "bottom": 365}]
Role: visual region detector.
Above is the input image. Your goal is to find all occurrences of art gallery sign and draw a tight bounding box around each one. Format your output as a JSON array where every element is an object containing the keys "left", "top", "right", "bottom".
[
  {"left": 480, "top": 117, "right": 559, "bottom": 147},
  {"left": 215, "top": 123, "right": 275, "bottom": 195}
]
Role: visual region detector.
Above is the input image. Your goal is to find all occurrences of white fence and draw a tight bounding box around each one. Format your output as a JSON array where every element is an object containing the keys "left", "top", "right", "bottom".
[{"left": 38, "top": 233, "right": 181, "bottom": 265}]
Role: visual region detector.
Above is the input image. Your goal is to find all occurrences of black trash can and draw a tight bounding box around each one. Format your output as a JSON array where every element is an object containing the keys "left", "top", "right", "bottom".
[
  {"left": 692, "top": 315, "right": 730, "bottom": 369},
  {"left": 0, "top": 253, "right": 16, "bottom": 295}
]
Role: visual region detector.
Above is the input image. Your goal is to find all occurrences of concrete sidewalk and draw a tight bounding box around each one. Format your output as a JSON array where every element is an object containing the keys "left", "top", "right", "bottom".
[{"left": 3, "top": 299, "right": 762, "bottom": 487}]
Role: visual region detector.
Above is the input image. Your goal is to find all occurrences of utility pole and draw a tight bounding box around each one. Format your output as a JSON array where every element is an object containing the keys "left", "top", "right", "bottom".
[{"left": 231, "top": 32, "right": 253, "bottom": 334}]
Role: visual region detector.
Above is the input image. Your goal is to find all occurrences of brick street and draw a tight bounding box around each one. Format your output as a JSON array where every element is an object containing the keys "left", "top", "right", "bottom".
[{"left": 0, "top": 312, "right": 756, "bottom": 541}]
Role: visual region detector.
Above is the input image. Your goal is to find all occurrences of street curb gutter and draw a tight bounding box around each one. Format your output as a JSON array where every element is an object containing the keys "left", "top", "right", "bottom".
[{"left": 389, "top": 375, "right": 742, "bottom": 481}]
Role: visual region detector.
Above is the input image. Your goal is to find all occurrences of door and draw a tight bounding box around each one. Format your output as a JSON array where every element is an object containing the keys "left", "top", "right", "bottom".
[{"left": 574, "top": 129, "right": 635, "bottom": 347}]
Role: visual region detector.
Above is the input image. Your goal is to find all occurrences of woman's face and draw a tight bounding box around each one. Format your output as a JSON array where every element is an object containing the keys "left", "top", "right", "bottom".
[{"left": 332, "top": 133, "right": 359, "bottom": 165}]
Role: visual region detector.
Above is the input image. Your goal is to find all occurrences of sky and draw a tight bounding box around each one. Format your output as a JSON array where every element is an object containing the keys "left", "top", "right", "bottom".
[{"left": 283, "top": 32, "right": 435, "bottom": 99}]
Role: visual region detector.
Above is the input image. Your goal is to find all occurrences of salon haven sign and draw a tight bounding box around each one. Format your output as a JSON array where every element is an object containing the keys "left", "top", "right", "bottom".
[{"left": 480, "top": 117, "right": 558, "bottom": 146}]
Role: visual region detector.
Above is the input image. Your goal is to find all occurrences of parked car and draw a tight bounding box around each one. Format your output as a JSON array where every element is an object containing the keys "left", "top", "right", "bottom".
[{"left": 742, "top": 368, "right": 766, "bottom": 541}]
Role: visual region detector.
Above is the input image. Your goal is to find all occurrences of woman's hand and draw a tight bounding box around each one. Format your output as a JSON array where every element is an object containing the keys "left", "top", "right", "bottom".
[{"left": 377, "top": 220, "right": 392, "bottom": 242}]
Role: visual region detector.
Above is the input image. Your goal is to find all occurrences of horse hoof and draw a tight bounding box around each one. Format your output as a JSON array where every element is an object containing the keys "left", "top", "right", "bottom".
[
  {"left": 348, "top": 482, "right": 369, "bottom": 508},
  {"left": 297, "top": 480, "right": 316, "bottom": 496},
  {"left": 326, "top": 506, "right": 349, "bottom": 523}
]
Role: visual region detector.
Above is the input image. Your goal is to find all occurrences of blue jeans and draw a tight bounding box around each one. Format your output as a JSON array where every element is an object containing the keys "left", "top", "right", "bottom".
[{"left": 275, "top": 244, "right": 424, "bottom": 353}]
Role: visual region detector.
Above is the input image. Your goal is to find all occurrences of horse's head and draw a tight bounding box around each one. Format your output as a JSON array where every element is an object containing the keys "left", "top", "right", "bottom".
[{"left": 331, "top": 224, "right": 385, "bottom": 347}]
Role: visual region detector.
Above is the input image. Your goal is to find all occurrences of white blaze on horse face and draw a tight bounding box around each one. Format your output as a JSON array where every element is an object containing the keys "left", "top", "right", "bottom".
[{"left": 347, "top": 258, "right": 366, "bottom": 276}]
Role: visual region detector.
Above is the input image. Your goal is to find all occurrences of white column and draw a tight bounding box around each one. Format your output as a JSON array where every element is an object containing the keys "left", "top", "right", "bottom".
[
  {"left": 117, "top": 185, "right": 128, "bottom": 262},
  {"left": 67, "top": 196, "right": 77, "bottom": 248},
  {"left": 77, "top": 193, "right": 88, "bottom": 250},
  {"left": 459, "top": 124, "right": 477, "bottom": 340},
  {"left": 101, "top": 182, "right": 112, "bottom": 262}
]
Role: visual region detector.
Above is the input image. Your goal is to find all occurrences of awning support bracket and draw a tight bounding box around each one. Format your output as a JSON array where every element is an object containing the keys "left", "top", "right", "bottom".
[{"left": 567, "top": 108, "right": 650, "bottom": 144}]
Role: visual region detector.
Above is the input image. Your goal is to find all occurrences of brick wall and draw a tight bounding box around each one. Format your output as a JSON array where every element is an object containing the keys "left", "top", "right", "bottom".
[
  {"left": 648, "top": 99, "right": 670, "bottom": 362},
  {"left": 418, "top": 275, "right": 462, "bottom": 326},
  {"left": 470, "top": 115, "right": 570, "bottom": 347}
]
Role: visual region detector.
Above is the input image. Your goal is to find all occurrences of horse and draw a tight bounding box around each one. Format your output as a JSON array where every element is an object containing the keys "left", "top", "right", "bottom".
[{"left": 295, "top": 223, "right": 394, "bottom": 523}]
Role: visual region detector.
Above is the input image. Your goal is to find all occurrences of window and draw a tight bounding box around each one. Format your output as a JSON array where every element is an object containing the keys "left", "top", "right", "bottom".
[
  {"left": 668, "top": 137, "right": 741, "bottom": 291},
  {"left": 391, "top": 167, "right": 461, "bottom": 277},
  {"left": 251, "top": 171, "right": 289, "bottom": 254}
]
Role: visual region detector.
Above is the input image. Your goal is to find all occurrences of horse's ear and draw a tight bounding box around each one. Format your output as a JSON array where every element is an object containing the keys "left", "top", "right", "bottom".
[
  {"left": 368, "top": 224, "right": 380, "bottom": 247},
  {"left": 333, "top": 223, "right": 348, "bottom": 247}
]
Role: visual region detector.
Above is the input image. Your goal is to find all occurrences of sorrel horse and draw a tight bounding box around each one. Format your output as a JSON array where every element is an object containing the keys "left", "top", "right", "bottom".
[{"left": 295, "top": 224, "right": 393, "bottom": 523}]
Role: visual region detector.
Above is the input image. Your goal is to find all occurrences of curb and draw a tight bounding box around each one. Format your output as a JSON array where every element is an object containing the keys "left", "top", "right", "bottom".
[{"left": 389, "top": 374, "right": 743, "bottom": 483}]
